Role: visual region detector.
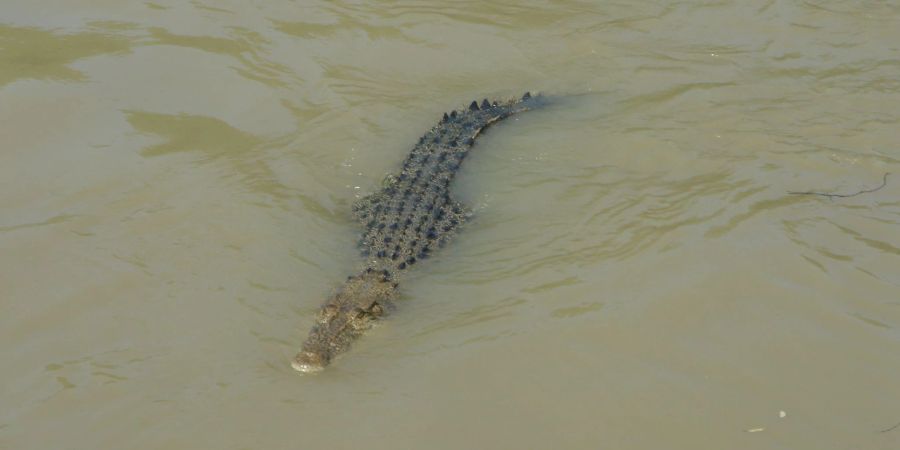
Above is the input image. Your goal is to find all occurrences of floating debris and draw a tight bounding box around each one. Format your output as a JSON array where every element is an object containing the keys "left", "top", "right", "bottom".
[{"left": 788, "top": 172, "right": 890, "bottom": 200}]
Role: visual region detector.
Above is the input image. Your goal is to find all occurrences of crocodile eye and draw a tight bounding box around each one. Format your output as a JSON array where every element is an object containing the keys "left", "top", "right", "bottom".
[
  {"left": 349, "top": 309, "right": 370, "bottom": 329},
  {"left": 318, "top": 304, "right": 339, "bottom": 323}
]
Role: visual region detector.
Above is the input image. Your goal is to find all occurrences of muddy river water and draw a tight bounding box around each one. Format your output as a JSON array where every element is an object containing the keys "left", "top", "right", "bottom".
[{"left": 2, "top": 1, "right": 900, "bottom": 449}]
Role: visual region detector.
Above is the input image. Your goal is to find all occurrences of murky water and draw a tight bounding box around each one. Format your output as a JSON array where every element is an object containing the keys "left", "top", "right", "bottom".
[{"left": 2, "top": 1, "right": 900, "bottom": 449}]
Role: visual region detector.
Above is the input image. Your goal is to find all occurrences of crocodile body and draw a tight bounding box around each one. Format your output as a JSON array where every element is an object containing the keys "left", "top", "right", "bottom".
[{"left": 292, "top": 93, "right": 542, "bottom": 373}]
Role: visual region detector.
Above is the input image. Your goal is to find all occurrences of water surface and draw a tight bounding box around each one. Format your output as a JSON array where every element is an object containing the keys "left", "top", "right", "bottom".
[{"left": 2, "top": 1, "right": 900, "bottom": 449}]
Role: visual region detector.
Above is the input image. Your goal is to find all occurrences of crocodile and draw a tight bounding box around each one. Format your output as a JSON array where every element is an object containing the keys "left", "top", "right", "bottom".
[{"left": 292, "top": 92, "right": 544, "bottom": 373}]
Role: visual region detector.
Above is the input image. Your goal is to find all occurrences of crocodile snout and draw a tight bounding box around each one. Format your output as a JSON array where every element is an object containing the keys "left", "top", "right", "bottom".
[{"left": 291, "top": 351, "right": 327, "bottom": 373}]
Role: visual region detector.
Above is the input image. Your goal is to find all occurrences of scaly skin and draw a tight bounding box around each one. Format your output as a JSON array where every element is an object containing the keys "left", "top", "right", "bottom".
[{"left": 293, "top": 93, "right": 543, "bottom": 373}]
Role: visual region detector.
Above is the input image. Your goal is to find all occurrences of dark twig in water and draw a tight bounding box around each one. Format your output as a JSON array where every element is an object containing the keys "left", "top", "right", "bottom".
[
  {"left": 880, "top": 420, "right": 900, "bottom": 433},
  {"left": 788, "top": 173, "right": 890, "bottom": 200}
]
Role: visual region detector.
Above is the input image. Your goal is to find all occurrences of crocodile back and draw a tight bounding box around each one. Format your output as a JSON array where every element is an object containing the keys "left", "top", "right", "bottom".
[{"left": 351, "top": 93, "right": 542, "bottom": 278}]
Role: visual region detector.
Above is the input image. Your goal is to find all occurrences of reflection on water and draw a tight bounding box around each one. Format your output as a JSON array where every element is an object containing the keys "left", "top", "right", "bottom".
[
  {"left": 2, "top": 1, "right": 900, "bottom": 449},
  {"left": 145, "top": 26, "right": 294, "bottom": 87},
  {"left": 0, "top": 24, "right": 132, "bottom": 86},
  {"left": 126, "top": 111, "right": 263, "bottom": 158}
]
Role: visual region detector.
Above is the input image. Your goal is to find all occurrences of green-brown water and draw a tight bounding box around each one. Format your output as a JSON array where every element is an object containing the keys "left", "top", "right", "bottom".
[{"left": 2, "top": 1, "right": 900, "bottom": 449}]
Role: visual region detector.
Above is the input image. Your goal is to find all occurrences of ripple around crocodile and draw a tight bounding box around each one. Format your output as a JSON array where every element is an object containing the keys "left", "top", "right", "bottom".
[{"left": 292, "top": 92, "right": 546, "bottom": 373}]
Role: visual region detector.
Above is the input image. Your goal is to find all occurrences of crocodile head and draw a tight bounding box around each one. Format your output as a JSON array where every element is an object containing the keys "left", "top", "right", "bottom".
[{"left": 292, "top": 270, "right": 396, "bottom": 373}]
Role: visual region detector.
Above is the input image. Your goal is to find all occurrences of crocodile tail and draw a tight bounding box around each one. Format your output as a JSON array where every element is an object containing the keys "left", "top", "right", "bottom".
[
  {"left": 444, "top": 92, "right": 545, "bottom": 144},
  {"left": 352, "top": 92, "right": 543, "bottom": 226}
]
